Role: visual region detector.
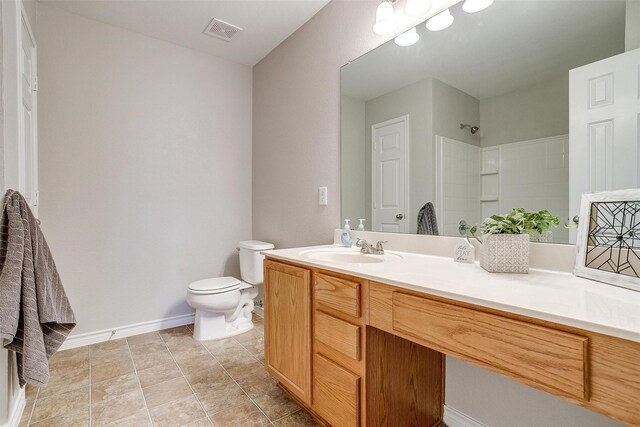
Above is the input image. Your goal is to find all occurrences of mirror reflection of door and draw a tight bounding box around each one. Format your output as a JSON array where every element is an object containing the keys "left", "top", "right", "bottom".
[
  {"left": 372, "top": 116, "right": 409, "bottom": 233},
  {"left": 569, "top": 48, "right": 640, "bottom": 243}
]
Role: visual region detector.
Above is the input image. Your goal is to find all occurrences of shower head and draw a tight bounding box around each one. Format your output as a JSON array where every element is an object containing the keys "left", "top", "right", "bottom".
[{"left": 460, "top": 123, "right": 480, "bottom": 135}]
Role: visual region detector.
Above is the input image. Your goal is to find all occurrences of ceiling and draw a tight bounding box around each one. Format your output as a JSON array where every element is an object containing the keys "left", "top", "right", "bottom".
[
  {"left": 342, "top": 0, "right": 626, "bottom": 101},
  {"left": 40, "top": 0, "right": 331, "bottom": 66}
]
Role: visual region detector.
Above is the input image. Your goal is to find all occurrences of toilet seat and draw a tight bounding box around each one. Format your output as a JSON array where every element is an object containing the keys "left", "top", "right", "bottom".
[{"left": 188, "top": 277, "right": 241, "bottom": 295}]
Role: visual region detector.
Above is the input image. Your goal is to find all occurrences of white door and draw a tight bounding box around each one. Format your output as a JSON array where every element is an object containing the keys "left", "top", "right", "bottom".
[
  {"left": 569, "top": 48, "right": 640, "bottom": 243},
  {"left": 20, "top": 11, "right": 38, "bottom": 214},
  {"left": 372, "top": 116, "right": 409, "bottom": 233},
  {"left": 2, "top": 2, "right": 38, "bottom": 214}
]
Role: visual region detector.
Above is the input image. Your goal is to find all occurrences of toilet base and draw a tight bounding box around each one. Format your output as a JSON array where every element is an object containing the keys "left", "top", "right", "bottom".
[{"left": 192, "top": 309, "right": 254, "bottom": 341}]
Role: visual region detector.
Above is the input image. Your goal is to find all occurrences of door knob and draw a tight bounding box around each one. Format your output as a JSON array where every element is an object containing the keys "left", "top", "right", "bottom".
[
  {"left": 396, "top": 214, "right": 404, "bottom": 220},
  {"left": 573, "top": 215, "right": 580, "bottom": 225}
]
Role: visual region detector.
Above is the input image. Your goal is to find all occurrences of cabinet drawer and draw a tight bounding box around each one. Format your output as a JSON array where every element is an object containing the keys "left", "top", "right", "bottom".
[
  {"left": 313, "top": 354, "right": 360, "bottom": 427},
  {"left": 315, "top": 273, "right": 360, "bottom": 318},
  {"left": 315, "top": 311, "right": 361, "bottom": 361},
  {"left": 392, "top": 292, "right": 588, "bottom": 400}
]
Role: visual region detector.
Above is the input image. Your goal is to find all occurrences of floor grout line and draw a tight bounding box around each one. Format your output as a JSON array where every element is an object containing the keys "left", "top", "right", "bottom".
[
  {"left": 125, "top": 338, "right": 155, "bottom": 427},
  {"left": 31, "top": 316, "right": 302, "bottom": 427},
  {"left": 159, "top": 331, "right": 213, "bottom": 427},
  {"left": 202, "top": 339, "right": 275, "bottom": 425}
]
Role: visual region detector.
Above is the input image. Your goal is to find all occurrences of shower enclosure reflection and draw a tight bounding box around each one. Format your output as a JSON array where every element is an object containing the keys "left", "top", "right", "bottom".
[{"left": 341, "top": 0, "right": 637, "bottom": 244}]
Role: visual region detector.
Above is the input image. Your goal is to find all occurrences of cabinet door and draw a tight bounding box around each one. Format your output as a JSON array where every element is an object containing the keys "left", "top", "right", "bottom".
[
  {"left": 264, "top": 260, "right": 311, "bottom": 404},
  {"left": 313, "top": 354, "right": 360, "bottom": 427}
]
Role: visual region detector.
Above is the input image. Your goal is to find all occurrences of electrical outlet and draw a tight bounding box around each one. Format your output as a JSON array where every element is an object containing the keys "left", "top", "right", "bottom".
[{"left": 319, "top": 187, "right": 328, "bottom": 206}]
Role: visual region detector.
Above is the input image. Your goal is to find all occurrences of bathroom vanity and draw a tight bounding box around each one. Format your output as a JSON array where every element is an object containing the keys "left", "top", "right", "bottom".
[{"left": 262, "top": 245, "right": 640, "bottom": 427}]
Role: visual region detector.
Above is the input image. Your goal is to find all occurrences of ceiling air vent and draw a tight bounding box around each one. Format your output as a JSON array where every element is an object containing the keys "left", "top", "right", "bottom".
[{"left": 203, "top": 18, "right": 243, "bottom": 42}]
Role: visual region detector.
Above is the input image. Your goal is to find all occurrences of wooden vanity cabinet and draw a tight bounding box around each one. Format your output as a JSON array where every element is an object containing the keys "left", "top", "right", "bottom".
[
  {"left": 263, "top": 260, "right": 312, "bottom": 405},
  {"left": 263, "top": 261, "right": 370, "bottom": 426},
  {"left": 369, "top": 281, "right": 640, "bottom": 426},
  {"left": 264, "top": 259, "right": 640, "bottom": 426},
  {"left": 312, "top": 272, "right": 368, "bottom": 427}
]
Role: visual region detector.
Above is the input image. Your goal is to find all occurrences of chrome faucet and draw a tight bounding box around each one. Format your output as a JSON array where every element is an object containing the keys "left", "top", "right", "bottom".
[{"left": 356, "top": 239, "right": 387, "bottom": 255}]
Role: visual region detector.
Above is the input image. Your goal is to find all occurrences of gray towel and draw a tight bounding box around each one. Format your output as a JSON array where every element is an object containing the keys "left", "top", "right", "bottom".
[
  {"left": 0, "top": 190, "right": 76, "bottom": 387},
  {"left": 417, "top": 202, "right": 439, "bottom": 235}
]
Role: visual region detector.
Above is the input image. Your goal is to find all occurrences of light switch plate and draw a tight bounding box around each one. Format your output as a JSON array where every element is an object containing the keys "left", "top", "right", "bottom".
[{"left": 319, "top": 187, "right": 328, "bottom": 206}]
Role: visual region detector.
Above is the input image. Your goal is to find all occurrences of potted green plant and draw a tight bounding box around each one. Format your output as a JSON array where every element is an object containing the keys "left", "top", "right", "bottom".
[{"left": 470, "top": 208, "right": 560, "bottom": 273}]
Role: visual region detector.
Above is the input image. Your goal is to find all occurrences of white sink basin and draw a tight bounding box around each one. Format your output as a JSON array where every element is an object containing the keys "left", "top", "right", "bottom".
[{"left": 300, "top": 247, "right": 402, "bottom": 264}]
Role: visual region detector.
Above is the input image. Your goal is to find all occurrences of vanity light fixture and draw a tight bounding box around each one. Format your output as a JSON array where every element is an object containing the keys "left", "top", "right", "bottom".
[
  {"left": 373, "top": 1, "right": 398, "bottom": 35},
  {"left": 395, "top": 27, "right": 420, "bottom": 46},
  {"left": 404, "top": 0, "right": 431, "bottom": 17},
  {"left": 462, "top": 0, "right": 494, "bottom": 13},
  {"left": 426, "top": 8, "right": 454, "bottom": 31}
]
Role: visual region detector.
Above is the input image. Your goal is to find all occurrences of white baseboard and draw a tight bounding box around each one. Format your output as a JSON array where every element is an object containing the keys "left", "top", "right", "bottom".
[
  {"left": 253, "top": 307, "right": 264, "bottom": 318},
  {"left": 444, "top": 405, "right": 486, "bottom": 427},
  {"left": 1, "top": 388, "right": 25, "bottom": 427},
  {"left": 59, "top": 313, "right": 195, "bottom": 351}
]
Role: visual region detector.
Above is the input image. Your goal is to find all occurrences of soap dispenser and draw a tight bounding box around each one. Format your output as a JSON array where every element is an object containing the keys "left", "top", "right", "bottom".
[
  {"left": 341, "top": 219, "right": 352, "bottom": 247},
  {"left": 357, "top": 219, "right": 366, "bottom": 231}
]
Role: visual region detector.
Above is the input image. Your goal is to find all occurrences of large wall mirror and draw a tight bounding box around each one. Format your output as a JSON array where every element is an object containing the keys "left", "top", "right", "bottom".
[{"left": 341, "top": 0, "right": 640, "bottom": 244}]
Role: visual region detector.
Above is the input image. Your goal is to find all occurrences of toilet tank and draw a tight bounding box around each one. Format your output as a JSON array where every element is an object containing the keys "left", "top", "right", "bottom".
[{"left": 238, "top": 240, "right": 275, "bottom": 285}]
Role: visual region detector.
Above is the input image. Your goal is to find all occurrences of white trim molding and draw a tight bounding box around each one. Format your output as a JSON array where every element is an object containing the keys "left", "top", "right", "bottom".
[
  {"left": 59, "top": 313, "right": 195, "bottom": 351},
  {"left": 444, "top": 405, "right": 487, "bottom": 427},
  {"left": 0, "top": 387, "right": 24, "bottom": 427}
]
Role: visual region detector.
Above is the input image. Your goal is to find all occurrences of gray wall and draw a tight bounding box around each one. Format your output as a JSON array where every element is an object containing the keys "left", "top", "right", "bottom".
[
  {"left": 253, "top": 0, "right": 379, "bottom": 248},
  {"left": 364, "top": 79, "right": 432, "bottom": 234},
  {"left": 627, "top": 0, "right": 640, "bottom": 51},
  {"left": 340, "top": 95, "right": 366, "bottom": 227},
  {"left": 432, "top": 78, "right": 480, "bottom": 146},
  {"left": 37, "top": 4, "right": 253, "bottom": 336},
  {"left": 479, "top": 75, "right": 569, "bottom": 147},
  {"left": 253, "top": 1, "right": 623, "bottom": 425}
]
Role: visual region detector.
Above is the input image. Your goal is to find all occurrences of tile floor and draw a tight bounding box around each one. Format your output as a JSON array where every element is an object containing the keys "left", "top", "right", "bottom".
[{"left": 20, "top": 316, "right": 319, "bottom": 427}]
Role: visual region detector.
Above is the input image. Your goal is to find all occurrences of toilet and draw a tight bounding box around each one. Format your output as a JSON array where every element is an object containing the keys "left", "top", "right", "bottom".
[{"left": 187, "top": 240, "right": 274, "bottom": 341}]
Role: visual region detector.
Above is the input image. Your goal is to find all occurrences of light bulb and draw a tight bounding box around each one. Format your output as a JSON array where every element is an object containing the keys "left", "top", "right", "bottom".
[
  {"left": 404, "top": 0, "right": 431, "bottom": 17},
  {"left": 395, "top": 27, "right": 419, "bottom": 46},
  {"left": 426, "top": 8, "right": 454, "bottom": 31},
  {"left": 373, "top": 2, "right": 397, "bottom": 35},
  {"left": 462, "top": 0, "right": 494, "bottom": 13}
]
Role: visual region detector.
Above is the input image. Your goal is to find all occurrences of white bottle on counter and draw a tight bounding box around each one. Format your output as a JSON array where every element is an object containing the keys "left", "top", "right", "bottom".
[{"left": 341, "top": 219, "right": 352, "bottom": 247}]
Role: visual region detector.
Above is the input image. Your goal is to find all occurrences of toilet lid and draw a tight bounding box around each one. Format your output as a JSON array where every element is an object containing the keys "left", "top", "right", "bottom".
[{"left": 188, "top": 277, "right": 241, "bottom": 294}]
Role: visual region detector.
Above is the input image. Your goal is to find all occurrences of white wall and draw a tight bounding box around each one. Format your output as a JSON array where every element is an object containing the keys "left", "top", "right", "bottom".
[
  {"left": 253, "top": 1, "right": 624, "bottom": 425},
  {"left": 37, "top": 4, "right": 253, "bottom": 336}
]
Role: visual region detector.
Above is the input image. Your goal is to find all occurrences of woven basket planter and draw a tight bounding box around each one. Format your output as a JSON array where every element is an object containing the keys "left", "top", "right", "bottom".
[{"left": 480, "top": 234, "right": 530, "bottom": 273}]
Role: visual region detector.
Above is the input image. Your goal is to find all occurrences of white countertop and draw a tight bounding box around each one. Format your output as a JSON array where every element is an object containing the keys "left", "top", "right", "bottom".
[{"left": 265, "top": 245, "right": 640, "bottom": 343}]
